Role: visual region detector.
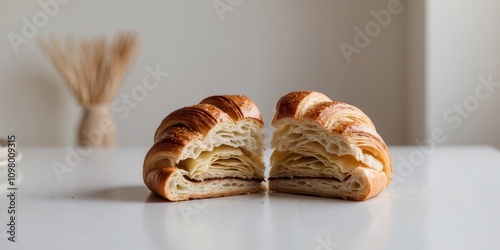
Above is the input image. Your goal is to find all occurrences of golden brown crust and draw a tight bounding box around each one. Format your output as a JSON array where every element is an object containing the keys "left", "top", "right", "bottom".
[
  {"left": 201, "top": 95, "right": 263, "bottom": 124},
  {"left": 143, "top": 127, "right": 199, "bottom": 181},
  {"left": 270, "top": 91, "right": 392, "bottom": 200},
  {"left": 154, "top": 104, "right": 232, "bottom": 141},
  {"left": 342, "top": 125, "right": 392, "bottom": 179},
  {"left": 303, "top": 101, "right": 376, "bottom": 130},
  {"left": 272, "top": 91, "right": 331, "bottom": 125},
  {"left": 145, "top": 167, "right": 176, "bottom": 199},
  {"left": 359, "top": 166, "right": 389, "bottom": 200},
  {"left": 143, "top": 95, "right": 264, "bottom": 201}
]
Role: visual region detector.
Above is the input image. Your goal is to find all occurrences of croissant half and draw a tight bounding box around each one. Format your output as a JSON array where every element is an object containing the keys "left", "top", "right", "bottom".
[
  {"left": 269, "top": 91, "right": 392, "bottom": 201},
  {"left": 143, "top": 95, "right": 266, "bottom": 201}
]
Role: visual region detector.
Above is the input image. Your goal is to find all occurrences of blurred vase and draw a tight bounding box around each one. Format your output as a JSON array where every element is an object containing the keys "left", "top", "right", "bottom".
[{"left": 78, "top": 104, "right": 115, "bottom": 147}]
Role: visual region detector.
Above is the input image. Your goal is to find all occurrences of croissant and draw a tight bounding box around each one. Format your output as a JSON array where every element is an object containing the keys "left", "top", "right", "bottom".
[
  {"left": 143, "top": 95, "right": 266, "bottom": 201},
  {"left": 269, "top": 91, "right": 392, "bottom": 201}
]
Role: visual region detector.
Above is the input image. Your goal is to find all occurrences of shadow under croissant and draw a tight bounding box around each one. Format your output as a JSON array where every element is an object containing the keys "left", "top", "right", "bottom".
[{"left": 79, "top": 185, "right": 151, "bottom": 203}]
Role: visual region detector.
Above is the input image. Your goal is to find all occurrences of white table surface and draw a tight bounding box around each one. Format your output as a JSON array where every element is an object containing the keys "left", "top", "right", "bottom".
[{"left": 1, "top": 146, "right": 499, "bottom": 250}]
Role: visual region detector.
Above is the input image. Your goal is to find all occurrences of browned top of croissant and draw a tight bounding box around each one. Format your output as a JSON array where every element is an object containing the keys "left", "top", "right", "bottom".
[
  {"left": 154, "top": 95, "right": 262, "bottom": 142},
  {"left": 143, "top": 95, "right": 263, "bottom": 182},
  {"left": 272, "top": 90, "right": 392, "bottom": 179}
]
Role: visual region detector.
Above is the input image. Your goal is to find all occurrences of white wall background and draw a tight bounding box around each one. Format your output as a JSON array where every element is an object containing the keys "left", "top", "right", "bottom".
[
  {"left": 425, "top": 0, "right": 500, "bottom": 147},
  {"left": 2, "top": 0, "right": 498, "bottom": 148},
  {"left": 0, "top": 0, "right": 409, "bottom": 146}
]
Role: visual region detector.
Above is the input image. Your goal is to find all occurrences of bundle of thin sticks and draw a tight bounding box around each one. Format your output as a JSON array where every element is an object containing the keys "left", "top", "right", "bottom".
[{"left": 38, "top": 32, "right": 138, "bottom": 106}]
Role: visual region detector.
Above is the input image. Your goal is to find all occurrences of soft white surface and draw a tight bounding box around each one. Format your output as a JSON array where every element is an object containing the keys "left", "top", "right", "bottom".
[{"left": 0, "top": 146, "right": 499, "bottom": 249}]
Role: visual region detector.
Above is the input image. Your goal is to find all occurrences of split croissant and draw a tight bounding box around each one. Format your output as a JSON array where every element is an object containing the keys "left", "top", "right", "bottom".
[
  {"left": 144, "top": 91, "right": 391, "bottom": 201},
  {"left": 269, "top": 91, "right": 392, "bottom": 201},
  {"left": 143, "top": 95, "right": 266, "bottom": 201}
]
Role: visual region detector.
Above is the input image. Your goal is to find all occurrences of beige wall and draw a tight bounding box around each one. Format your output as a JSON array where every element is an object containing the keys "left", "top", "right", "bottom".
[
  {"left": 425, "top": 0, "right": 500, "bottom": 147},
  {"left": 407, "top": 0, "right": 426, "bottom": 142},
  {"left": 1, "top": 0, "right": 408, "bottom": 146}
]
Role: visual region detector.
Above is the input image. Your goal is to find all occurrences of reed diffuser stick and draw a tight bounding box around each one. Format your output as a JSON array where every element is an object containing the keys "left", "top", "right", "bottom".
[
  {"left": 38, "top": 32, "right": 138, "bottom": 147},
  {"left": 38, "top": 32, "right": 138, "bottom": 106}
]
